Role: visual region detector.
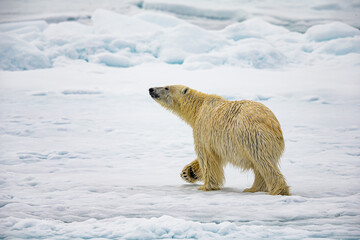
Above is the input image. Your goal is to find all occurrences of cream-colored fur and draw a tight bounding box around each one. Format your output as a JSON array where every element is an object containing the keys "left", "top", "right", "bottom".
[{"left": 149, "top": 85, "right": 290, "bottom": 195}]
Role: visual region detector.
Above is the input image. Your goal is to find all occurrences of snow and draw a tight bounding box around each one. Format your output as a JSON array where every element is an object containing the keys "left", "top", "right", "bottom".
[
  {"left": 142, "top": 0, "right": 360, "bottom": 32},
  {"left": 0, "top": 34, "right": 51, "bottom": 71},
  {"left": 222, "top": 19, "right": 289, "bottom": 40},
  {"left": 1, "top": 9, "right": 360, "bottom": 71},
  {"left": 2, "top": 215, "right": 317, "bottom": 239},
  {"left": 1, "top": 0, "right": 360, "bottom": 239},
  {"left": 143, "top": 0, "right": 246, "bottom": 23},
  {"left": 1, "top": 63, "right": 359, "bottom": 239},
  {"left": 305, "top": 21, "right": 360, "bottom": 42}
]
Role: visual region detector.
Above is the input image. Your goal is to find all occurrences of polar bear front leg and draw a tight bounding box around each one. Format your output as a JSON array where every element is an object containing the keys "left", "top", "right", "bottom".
[
  {"left": 181, "top": 158, "right": 203, "bottom": 183},
  {"left": 196, "top": 149, "right": 224, "bottom": 191}
]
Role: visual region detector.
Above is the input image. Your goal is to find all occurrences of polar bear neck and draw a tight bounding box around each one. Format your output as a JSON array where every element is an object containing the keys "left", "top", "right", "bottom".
[
  {"left": 174, "top": 90, "right": 224, "bottom": 127},
  {"left": 174, "top": 90, "right": 204, "bottom": 127}
]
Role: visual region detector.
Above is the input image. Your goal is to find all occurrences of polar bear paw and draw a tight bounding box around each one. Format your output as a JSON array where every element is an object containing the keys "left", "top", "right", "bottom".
[
  {"left": 181, "top": 165, "right": 199, "bottom": 183},
  {"left": 198, "top": 184, "right": 221, "bottom": 191}
]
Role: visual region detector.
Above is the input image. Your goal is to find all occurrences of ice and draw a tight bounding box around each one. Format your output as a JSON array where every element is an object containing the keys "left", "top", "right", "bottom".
[
  {"left": 156, "top": 24, "right": 226, "bottom": 64},
  {"left": 62, "top": 90, "right": 102, "bottom": 95},
  {"left": 0, "top": 20, "right": 47, "bottom": 33},
  {"left": 92, "top": 9, "right": 162, "bottom": 36},
  {"left": 1, "top": 63, "right": 360, "bottom": 239},
  {"left": 0, "top": 34, "right": 51, "bottom": 71},
  {"left": 90, "top": 52, "right": 133, "bottom": 68},
  {"left": 43, "top": 21, "right": 92, "bottom": 37},
  {"left": 222, "top": 19, "right": 289, "bottom": 40},
  {"left": 314, "top": 36, "right": 360, "bottom": 56},
  {"left": 305, "top": 21, "right": 360, "bottom": 42},
  {"left": 0, "top": 0, "right": 139, "bottom": 24},
  {"left": 135, "top": 11, "right": 185, "bottom": 28},
  {"left": 1, "top": 1, "right": 360, "bottom": 239},
  {"left": 1, "top": 215, "right": 299, "bottom": 239},
  {"left": 312, "top": 3, "right": 342, "bottom": 11},
  {"left": 140, "top": 0, "right": 360, "bottom": 32},
  {"left": 9, "top": 214, "right": 352, "bottom": 239},
  {"left": 1, "top": 9, "right": 360, "bottom": 71},
  {"left": 1, "top": 0, "right": 359, "bottom": 31},
  {"left": 184, "top": 38, "right": 287, "bottom": 69},
  {"left": 143, "top": 0, "right": 246, "bottom": 22}
]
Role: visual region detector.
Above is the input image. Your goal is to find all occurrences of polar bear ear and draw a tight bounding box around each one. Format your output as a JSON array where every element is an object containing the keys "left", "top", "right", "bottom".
[{"left": 182, "top": 87, "right": 190, "bottom": 95}]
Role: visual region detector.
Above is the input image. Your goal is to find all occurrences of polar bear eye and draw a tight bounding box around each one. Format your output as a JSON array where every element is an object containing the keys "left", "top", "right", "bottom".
[{"left": 165, "top": 87, "right": 169, "bottom": 91}]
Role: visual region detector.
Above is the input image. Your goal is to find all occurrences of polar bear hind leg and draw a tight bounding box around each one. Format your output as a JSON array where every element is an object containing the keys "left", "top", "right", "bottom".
[
  {"left": 255, "top": 158, "right": 290, "bottom": 196},
  {"left": 243, "top": 169, "right": 268, "bottom": 193}
]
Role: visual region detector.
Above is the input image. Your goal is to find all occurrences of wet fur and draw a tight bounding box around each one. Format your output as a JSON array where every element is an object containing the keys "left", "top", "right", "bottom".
[{"left": 150, "top": 85, "right": 290, "bottom": 195}]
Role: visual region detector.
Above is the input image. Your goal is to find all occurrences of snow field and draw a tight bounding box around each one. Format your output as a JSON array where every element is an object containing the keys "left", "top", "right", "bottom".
[{"left": 0, "top": 63, "right": 360, "bottom": 239}]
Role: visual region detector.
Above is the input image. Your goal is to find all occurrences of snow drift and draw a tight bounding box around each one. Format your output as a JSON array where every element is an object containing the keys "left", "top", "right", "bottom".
[{"left": 1, "top": 9, "right": 360, "bottom": 71}]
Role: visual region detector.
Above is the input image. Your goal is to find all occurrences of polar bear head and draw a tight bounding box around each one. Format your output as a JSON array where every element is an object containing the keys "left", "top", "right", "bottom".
[{"left": 149, "top": 85, "right": 190, "bottom": 110}]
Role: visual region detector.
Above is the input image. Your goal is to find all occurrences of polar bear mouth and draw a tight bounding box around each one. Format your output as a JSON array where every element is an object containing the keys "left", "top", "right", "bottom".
[{"left": 150, "top": 92, "right": 160, "bottom": 99}]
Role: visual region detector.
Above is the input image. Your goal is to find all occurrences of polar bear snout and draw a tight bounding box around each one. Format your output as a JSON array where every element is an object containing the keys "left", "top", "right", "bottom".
[{"left": 149, "top": 88, "right": 160, "bottom": 99}]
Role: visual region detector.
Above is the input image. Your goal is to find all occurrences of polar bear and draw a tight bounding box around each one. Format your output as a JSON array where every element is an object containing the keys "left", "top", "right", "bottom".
[{"left": 149, "top": 85, "right": 290, "bottom": 195}]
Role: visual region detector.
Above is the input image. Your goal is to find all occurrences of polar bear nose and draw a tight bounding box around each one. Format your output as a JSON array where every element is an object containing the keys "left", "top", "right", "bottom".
[{"left": 149, "top": 88, "right": 160, "bottom": 99}]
